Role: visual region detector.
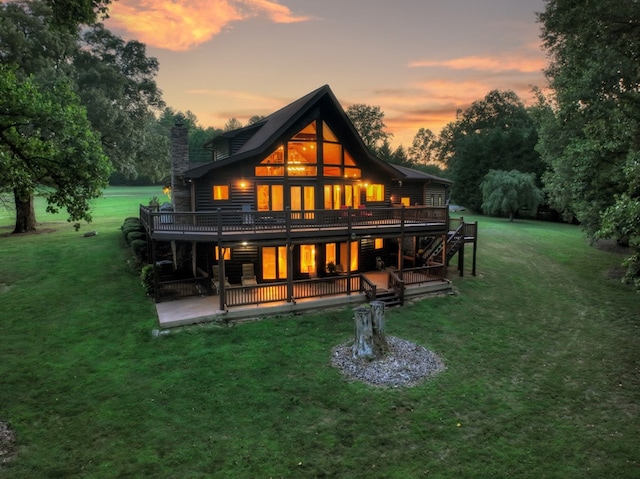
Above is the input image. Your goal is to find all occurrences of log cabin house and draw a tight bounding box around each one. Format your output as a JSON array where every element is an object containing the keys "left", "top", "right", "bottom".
[{"left": 140, "top": 85, "right": 477, "bottom": 324}]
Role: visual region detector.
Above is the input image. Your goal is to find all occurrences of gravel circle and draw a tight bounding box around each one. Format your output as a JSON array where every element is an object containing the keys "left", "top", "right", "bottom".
[
  {"left": 331, "top": 336, "right": 445, "bottom": 387},
  {"left": 0, "top": 420, "right": 16, "bottom": 468}
]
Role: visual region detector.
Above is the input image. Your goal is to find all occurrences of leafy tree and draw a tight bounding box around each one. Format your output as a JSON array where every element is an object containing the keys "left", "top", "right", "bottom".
[
  {"left": 538, "top": 0, "right": 640, "bottom": 287},
  {"left": 44, "top": 0, "right": 113, "bottom": 30},
  {"left": 345, "top": 103, "right": 392, "bottom": 153},
  {"left": 481, "top": 170, "right": 543, "bottom": 222},
  {"left": 224, "top": 118, "right": 243, "bottom": 131},
  {"left": 248, "top": 115, "right": 265, "bottom": 125},
  {"left": 0, "top": 66, "right": 111, "bottom": 232},
  {"left": 439, "top": 90, "right": 543, "bottom": 212},
  {"left": 409, "top": 128, "right": 438, "bottom": 166},
  {"left": 0, "top": 0, "right": 166, "bottom": 228},
  {"left": 157, "top": 107, "right": 222, "bottom": 164},
  {"left": 75, "top": 23, "right": 166, "bottom": 180}
]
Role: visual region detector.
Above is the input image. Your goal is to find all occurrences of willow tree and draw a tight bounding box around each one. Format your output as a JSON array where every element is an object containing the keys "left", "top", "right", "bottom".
[{"left": 481, "top": 169, "right": 543, "bottom": 222}]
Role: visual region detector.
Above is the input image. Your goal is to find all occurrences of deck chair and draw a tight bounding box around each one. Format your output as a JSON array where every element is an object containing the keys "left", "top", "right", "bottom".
[
  {"left": 212, "top": 266, "right": 230, "bottom": 294},
  {"left": 241, "top": 263, "right": 257, "bottom": 286}
]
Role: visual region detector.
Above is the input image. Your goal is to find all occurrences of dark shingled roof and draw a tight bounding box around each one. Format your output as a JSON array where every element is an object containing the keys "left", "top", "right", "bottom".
[
  {"left": 388, "top": 164, "right": 452, "bottom": 184},
  {"left": 185, "top": 85, "right": 449, "bottom": 186}
]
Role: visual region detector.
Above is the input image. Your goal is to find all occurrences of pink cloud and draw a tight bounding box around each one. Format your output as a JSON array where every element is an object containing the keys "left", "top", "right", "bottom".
[
  {"left": 409, "top": 54, "right": 545, "bottom": 74},
  {"left": 107, "top": 0, "right": 311, "bottom": 51}
]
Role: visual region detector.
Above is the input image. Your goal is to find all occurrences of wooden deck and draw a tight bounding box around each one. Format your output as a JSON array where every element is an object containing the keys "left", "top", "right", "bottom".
[
  {"left": 155, "top": 271, "right": 453, "bottom": 328},
  {"left": 141, "top": 205, "right": 450, "bottom": 243}
]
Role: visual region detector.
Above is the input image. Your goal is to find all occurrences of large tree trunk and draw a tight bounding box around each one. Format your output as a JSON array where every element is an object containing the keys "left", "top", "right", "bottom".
[{"left": 13, "top": 188, "right": 37, "bottom": 233}]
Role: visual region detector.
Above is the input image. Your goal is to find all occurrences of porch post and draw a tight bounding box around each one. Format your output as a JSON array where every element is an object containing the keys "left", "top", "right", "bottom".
[
  {"left": 287, "top": 242, "right": 294, "bottom": 303},
  {"left": 218, "top": 253, "right": 226, "bottom": 311}
]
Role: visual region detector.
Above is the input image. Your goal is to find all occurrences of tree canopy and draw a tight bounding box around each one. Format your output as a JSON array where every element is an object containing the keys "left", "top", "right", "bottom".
[
  {"left": 0, "top": 65, "right": 111, "bottom": 231},
  {"left": 538, "top": 0, "right": 640, "bottom": 288},
  {"left": 345, "top": 103, "right": 392, "bottom": 154},
  {"left": 481, "top": 169, "right": 543, "bottom": 222},
  {"left": 437, "top": 90, "right": 543, "bottom": 212},
  {"left": 0, "top": 0, "right": 165, "bottom": 231}
]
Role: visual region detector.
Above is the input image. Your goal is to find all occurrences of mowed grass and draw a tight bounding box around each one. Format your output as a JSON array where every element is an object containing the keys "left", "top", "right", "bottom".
[{"left": 0, "top": 188, "right": 638, "bottom": 478}]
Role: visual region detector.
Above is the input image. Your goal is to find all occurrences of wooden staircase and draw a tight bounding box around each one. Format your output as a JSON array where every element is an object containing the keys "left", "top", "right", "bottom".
[{"left": 419, "top": 220, "right": 478, "bottom": 276}]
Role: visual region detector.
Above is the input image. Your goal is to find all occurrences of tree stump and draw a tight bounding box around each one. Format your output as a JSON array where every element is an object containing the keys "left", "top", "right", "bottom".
[
  {"left": 352, "top": 306, "right": 374, "bottom": 360},
  {"left": 352, "top": 302, "right": 389, "bottom": 360},
  {"left": 370, "top": 301, "right": 389, "bottom": 357}
]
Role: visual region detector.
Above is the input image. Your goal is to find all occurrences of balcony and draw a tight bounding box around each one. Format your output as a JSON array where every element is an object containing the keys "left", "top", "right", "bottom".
[{"left": 140, "top": 205, "right": 449, "bottom": 243}]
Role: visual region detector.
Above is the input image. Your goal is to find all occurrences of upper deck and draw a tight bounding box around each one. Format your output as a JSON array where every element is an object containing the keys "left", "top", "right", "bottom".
[{"left": 140, "top": 205, "right": 450, "bottom": 244}]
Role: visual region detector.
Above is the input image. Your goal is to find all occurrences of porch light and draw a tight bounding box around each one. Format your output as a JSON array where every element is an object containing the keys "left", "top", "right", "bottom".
[
  {"left": 240, "top": 180, "right": 247, "bottom": 188},
  {"left": 242, "top": 242, "right": 248, "bottom": 246}
]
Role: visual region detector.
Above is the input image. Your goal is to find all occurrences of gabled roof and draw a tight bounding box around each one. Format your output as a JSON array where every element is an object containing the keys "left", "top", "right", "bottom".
[
  {"left": 389, "top": 164, "right": 452, "bottom": 185},
  {"left": 185, "top": 85, "right": 399, "bottom": 179}
]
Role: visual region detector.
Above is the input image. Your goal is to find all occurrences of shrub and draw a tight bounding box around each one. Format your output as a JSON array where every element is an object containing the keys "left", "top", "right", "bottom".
[
  {"left": 140, "top": 264, "right": 154, "bottom": 296},
  {"left": 130, "top": 239, "right": 148, "bottom": 263},
  {"left": 121, "top": 218, "right": 144, "bottom": 244},
  {"left": 126, "top": 231, "right": 146, "bottom": 244}
]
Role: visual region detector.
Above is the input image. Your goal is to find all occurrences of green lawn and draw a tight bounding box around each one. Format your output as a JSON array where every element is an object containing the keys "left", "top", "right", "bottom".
[{"left": 1, "top": 188, "right": 638, "bottom": 478}]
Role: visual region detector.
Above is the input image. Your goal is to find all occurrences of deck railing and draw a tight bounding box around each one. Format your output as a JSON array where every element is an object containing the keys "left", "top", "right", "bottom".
[
  {"left": 224, "top": 275, "right": 366, "bottom": 307},
  {"left": 141, "top": 205, "right": 449, "bottom": 237}
]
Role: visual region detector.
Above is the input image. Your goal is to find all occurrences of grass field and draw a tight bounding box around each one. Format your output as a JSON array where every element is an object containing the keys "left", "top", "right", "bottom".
[{"left": 1, "top": 187, "right": 638, "bottom": 478}]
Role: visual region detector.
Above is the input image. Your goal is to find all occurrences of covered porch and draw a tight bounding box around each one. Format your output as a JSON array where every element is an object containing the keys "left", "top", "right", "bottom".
[{"left": 154, "top": 267, "right": 452, "bottom": 328}]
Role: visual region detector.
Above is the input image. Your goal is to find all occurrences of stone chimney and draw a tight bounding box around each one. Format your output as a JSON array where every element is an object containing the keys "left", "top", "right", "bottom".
[{"left": 170, "top": 118, "right": 191, "bottom": 212}]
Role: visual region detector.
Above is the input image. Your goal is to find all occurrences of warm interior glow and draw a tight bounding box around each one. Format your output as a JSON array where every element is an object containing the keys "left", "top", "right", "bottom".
[
  {"left": 213, "top": 185, "right": 229, "bottom": 200},
  {"left": 257, "top": 184, "right": 283, "bottom": 211},
  {"left": 262, "top": 246, "right": 287, "bottom": 280},
  {"left": 214, "top": 246, "right": 231, "bottom": 260},
  {"left": 366, "top": 184, "right": 384, "bottom": 201},
  {"left": 300, "top": 244, "right": 315, "bottom": 275}
]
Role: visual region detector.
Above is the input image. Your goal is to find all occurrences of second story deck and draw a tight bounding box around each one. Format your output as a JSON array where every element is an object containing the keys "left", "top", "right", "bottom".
[{"left": 140, "top": 205, "right": 450, "bottom": 243}]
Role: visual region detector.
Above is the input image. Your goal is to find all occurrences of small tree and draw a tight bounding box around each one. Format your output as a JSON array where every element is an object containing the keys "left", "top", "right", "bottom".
[{"left": 481, "top": 169, "right": 543, "bottom": 221}]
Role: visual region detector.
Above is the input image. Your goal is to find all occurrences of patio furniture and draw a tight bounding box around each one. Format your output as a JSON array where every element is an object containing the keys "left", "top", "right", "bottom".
[
  {"left": 241, "top": 263, "right": 257, "bottom": 286},
  {"left": 212, "top": 266, "right": 230, "bottom": 294}
]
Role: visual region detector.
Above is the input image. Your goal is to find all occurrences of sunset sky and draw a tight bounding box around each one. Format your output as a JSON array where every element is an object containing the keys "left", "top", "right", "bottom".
[{"left": 104, "top": 0, "right": 549, "bottom": 147}]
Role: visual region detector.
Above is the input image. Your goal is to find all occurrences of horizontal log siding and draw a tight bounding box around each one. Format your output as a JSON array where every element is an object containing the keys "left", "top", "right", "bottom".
[{"left": 425, "top": 184, "right": 447, "bottom": 206}]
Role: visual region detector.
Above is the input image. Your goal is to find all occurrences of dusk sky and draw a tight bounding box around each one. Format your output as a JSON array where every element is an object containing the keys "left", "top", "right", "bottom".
[{"left": 104, "top": 0, "right": 549, "bottom": 147}]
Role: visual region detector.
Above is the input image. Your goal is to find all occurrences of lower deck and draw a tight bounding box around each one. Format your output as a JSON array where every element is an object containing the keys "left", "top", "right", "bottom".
[{"left": 155, "top": 269, "right": 453, "bottom": 328}]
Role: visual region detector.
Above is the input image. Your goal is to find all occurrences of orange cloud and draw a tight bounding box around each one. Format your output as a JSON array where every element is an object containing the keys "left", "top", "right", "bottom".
[
  {"left": 107, "top": 0, "right": 311, "bottom": 51},
  {"left": 409, "top": 55, "right": 545, "bottom": 74}
]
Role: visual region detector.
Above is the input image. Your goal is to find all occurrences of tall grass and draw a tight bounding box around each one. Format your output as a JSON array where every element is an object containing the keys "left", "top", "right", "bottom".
[{"left": 0, "top": 188, "right": 638, "bottom": 478}]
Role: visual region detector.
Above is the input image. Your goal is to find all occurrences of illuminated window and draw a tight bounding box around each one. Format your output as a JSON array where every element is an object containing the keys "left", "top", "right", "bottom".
[
  {"left": 214, "top": 246, "right": 231, "bottom": 260},
  {"left": 323, "top": 122, "right": 338, "bottom": 141},
  {"left": 323, "top": 142, "right": 341, "bottom": 165},
  {"left": 340, "top": 241, "right": 359, "bottom": 272},
  {"left": 344, "top": 150, "right": 355, "bottom": 166},
  {"left": 325, "top": 243, "right": 336, "bottom": 266},
  {"left": 300, "top": 244, "right": 315, "bottom": 275},
  {"left": 401, "top": 197, "right": 411, "bottom": 206},
  {"left": 255, "top": 166, "right": 284, "bottom": 176},
  {"left": 366, "top": 184, "right": 384, "bottom": 201},
  {"left": 344, "top": 167, "right": 361, "bottom": 179},
  {"left": 213, "top": 185, "right": 229, "bottom": 200},
  {"left": 324, "top": 185, "right": 343, "bottom": 209},
  {"left": 257, "top": 148, "right": 285, "bottom": 176},
  {"left": 375, "top": 238, "right": 383, "bottom": 249},
  {"left": 262, "top": 246, "right": 287, "bottom": 280},
  {"left": 257, "top": 184, "right": 283, "bottom": 211},
  {"left": 324, "top": 166, "right": 341, "bottom": 177}
]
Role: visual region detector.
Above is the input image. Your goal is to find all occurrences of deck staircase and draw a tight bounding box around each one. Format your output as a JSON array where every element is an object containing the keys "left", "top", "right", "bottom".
[
  {"left": 375, "top": 289, "right": 403, "bottom": 307},
  {"left": 420, "top": 223, "right": 466, "bottom": 264}
]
